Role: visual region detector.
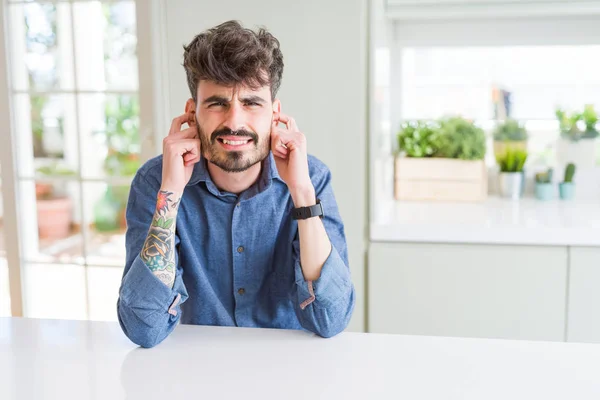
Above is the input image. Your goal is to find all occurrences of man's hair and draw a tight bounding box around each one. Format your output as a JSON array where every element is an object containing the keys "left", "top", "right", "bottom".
[{"left": 182, "top": 20, "right": 284, "bottom": 102}]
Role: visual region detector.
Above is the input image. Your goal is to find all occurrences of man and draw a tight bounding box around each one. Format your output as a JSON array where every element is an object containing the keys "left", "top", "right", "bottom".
[{"left": 117, "top": 20, "right": 355, "bottom": 348}]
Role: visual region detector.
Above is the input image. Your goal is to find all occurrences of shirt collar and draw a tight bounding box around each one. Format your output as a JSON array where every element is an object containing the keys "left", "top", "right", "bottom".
[{"left": 187, "top": 151, "right": 284, "bottom": 188}]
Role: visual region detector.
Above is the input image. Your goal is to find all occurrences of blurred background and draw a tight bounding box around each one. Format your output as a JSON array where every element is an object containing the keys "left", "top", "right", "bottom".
[{"left": 0, "top": 0, "right": 599, "bottom": 344}]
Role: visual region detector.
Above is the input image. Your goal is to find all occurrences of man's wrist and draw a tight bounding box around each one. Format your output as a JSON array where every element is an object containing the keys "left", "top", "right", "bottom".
[
  {"left": 290, "top": 185, "right": 316, "bottom": 208},
  {"left": 156, "top": 188, "right": 183, "bottom": 217},
  {"left": 159, "top": 186, "right": 184, "bottom": 197}
]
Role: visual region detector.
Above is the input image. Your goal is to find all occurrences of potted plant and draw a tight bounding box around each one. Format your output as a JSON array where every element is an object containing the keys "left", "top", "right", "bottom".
[
  {"left": 534, "top": 168, "right": 554, "bottom": 201},
  {"left": 35, "top": 163, "right": 77, "bottom": 240},
  {"left": 395, "top": 116, "right": 487, "bottom": 202},
  {"left": 496, "top": 148, "right": 528, "bottom": 200},
  {"left": 583, "top": 104, "right": 599, "bottom": 140},
  {"left": 396, "top": 120, "right": 442, "bottom": 158},
  {"left": 555, "top": 105, "right": 599, "bottom": 169},
  {"left": 493, "top": 119, "right": 528, "bottom": 158},
  {"left": 559, "top": 163, "right": 576, "bottom": 200},
  {"left": 436, "top": 116, "right": 487, "bottom": 161},
  {"left": 556, "top": 108, "right": 584, "bottom": 141}
]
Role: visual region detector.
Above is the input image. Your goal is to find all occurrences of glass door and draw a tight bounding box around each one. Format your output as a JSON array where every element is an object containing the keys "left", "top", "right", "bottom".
[{"left": 3, "top": 0, "right": 149, "bottom": 320}]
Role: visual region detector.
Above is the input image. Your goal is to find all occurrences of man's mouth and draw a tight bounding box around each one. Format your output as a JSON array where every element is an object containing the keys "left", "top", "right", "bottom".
[
  {"left": 216, "top": 136, "right": 254, "bottom": 149},
  {"left": 219, "top": 138, "right": 251, "bottom": 145}
]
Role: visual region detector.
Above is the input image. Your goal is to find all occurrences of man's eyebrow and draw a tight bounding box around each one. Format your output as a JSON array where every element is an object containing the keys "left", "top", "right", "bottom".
[
  {"left": 202, "top": 95, "right": 230, "bottom": 105},
  {"left": 239, "top": 95, "right": 266, "bottom": 104}
]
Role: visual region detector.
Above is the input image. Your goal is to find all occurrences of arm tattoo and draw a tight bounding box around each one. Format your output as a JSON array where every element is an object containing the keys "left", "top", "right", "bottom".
[{"left": 140, "top": 190, "right": 181, "bottom": 289}]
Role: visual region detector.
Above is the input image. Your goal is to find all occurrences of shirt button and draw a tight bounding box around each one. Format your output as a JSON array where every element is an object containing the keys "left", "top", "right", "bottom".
[
  {"left": 237, "top": 246, "right": 244, "bottom": 253},
  {"left": 238, "top": 288, "right": 245, "bottom": 295},
  {"left": 236, "top": 203, "right": 241, "bottom": 208}
]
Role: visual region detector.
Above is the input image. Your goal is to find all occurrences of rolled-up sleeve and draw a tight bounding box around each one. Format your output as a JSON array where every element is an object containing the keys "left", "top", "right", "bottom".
[
  {"left": 291, "top": 165, "right": 355, "bottom": 338},
  {"left": 117, "top": 171, "right": 189, "bottom": 348}
]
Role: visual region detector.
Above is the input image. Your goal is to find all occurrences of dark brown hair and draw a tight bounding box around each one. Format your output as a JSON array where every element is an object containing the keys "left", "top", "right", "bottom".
[{"left": 182, "top": 20, "right": 284, "bottom": 102}]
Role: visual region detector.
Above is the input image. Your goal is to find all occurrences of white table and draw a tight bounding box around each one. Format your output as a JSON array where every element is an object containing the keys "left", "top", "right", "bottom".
[{"left": 1, "top": 317, "right": 599, "bottom": 399}]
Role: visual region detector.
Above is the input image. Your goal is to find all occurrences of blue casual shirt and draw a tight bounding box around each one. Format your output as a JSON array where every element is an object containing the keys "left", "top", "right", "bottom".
[{"left": 117, "top": 152, "right": 355, "bottom": 347}]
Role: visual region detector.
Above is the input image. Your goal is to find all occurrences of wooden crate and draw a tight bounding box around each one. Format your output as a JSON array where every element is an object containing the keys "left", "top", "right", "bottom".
[{"left": 394, "top": 157, "right": 488, "bottom": 202}]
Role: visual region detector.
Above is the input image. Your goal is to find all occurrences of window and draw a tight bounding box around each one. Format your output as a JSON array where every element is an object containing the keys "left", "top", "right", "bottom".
[
  {"left": 5, "top": 0, "right": 141, "bottom": 320},
  {"left": 399, "top": 45, "right": 600, "bottom": 167},
  {"left": 368, "top": 12, "right": 600, "bottom": 214}
]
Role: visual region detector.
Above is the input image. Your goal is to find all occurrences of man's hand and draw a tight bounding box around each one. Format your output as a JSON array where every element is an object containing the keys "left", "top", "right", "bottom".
[
  {"left": 161, "top": 113, "right": 201, "bottom": 193},
  {"left": 271, "top": 113, "right": 315, "bottom": 207},
  {"left": 272, "top": 113, "right": 331, "bottom": 283}
]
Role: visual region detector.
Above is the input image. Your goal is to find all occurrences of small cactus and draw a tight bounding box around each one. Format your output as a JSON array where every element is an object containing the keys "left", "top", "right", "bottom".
[
  {"left": 564, "top": 163, "right": 576, "bottom": 183},
  {"left": 535, "top": 168, "right": 553, "bottom": 184}
]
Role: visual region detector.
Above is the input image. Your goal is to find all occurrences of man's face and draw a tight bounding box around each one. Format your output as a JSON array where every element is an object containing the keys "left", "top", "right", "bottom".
[{"left": 191, "top": 80, "right": 278, "bottom": 173}]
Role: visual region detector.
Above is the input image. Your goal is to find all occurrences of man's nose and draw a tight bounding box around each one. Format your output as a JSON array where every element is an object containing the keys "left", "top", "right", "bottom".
[{"left": 223, "top": 103, "right": 245, "bottom": 132}]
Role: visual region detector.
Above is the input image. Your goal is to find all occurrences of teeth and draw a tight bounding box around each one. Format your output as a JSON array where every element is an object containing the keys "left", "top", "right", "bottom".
[{"left": 222, "top": 139, "right": 250, "bottom": 145}]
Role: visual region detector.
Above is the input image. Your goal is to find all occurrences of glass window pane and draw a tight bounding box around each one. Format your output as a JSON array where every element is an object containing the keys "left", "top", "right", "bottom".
[
  {"left": 83, "top": 182, "right": 130, "bottom": 267},
  {"left": 78, "top": 94, "right": 140, "bottom": 179},
  {"left": 0, "top": 242, "right": 9, "bottom": 318},
  {"left": 87, "top": 266, "right": 122, "bottom": 321},
  {"left": 24, "top": 263, "right": 87, "bottom": 320},
  {"left": 0, "top": 260, "right": 8, "bottom": 317},
  {"left": 0, "top": 166, "right": 9, "bottom": 316},
  {"left": 73, "top": 1, "right": 138, "bottom": 91},
  {"left": 400, "top": 46, "right": 600, "bottom": 120},
  {"left": 20, "top": 180, "right": 84, "bottom": 265},
  {"left": 400, "top": 45, "right": 600, "bottom": 167},
  {"left": 13, "top": 94, "right": 79, "bottom": 178},
  {"left": 7, "top": 2, "right": 74, "bottom": 91}
]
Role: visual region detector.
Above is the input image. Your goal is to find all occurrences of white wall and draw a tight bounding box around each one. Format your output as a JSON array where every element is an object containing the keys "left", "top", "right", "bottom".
[{"left": 157, "top": 0, "right": 368, "bottom": 331}]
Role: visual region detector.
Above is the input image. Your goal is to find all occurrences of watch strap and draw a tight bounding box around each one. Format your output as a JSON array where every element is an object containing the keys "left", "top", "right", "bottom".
[{"left": 292, "top": 199, "right": 323, "bottom": 220}]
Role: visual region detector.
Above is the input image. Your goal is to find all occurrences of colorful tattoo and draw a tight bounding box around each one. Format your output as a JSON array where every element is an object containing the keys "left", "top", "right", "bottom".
[
  {"left": 156, "top": 191, "right": 177, "bottom": 213},
  {"left": 140, "top": 190, "right": 181, "bottom": 289}
]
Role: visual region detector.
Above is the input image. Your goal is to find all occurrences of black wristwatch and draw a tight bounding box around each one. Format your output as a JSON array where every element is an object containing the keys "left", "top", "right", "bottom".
[{"left": 292, "top": 199, "right": 324, "bottom": 220}]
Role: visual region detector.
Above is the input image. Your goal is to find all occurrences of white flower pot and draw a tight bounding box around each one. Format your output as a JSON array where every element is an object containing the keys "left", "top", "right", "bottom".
[{"left": 498, "top": 172, "right": 524, "bottom": 200}]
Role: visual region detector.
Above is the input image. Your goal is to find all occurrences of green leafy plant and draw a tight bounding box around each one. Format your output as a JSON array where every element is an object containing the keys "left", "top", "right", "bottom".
[
  {"left": 563, "top": 163, "right": 576, "bottom": 183},
  {"left": 556, "top": 105, "right": 599, "bottom": 141},
  {"left": 582, "top": 105, "right": 599, "bottom": 137},
  {"left": 493, "top": 119, "right": 528, "bottom": 142},
  {"left": 96, "top": 96, "right": 141, "bottom": 176},
  {"left": 496, "top": 148, "right": 528, "bottom": 173},
  {"left": 535, "top": 168, "right": 554, "bottom": 184},
  {"left": 556, "top": 108, "right": 582, "bottom": 139},
  {"left": 397, "top": 120, "right": 442, "bottom": 158},
  {"left": 436, "top": 116, "right": 486, "bottom": 160}
]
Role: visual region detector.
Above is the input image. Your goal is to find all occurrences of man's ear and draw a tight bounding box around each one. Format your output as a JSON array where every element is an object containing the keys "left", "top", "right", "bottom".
[
  {"left": 272, "top": 99, "right": 281, "bottom": 121},
  {"left": 185, "top": 98, "right": 197, "bottom": 125}
]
